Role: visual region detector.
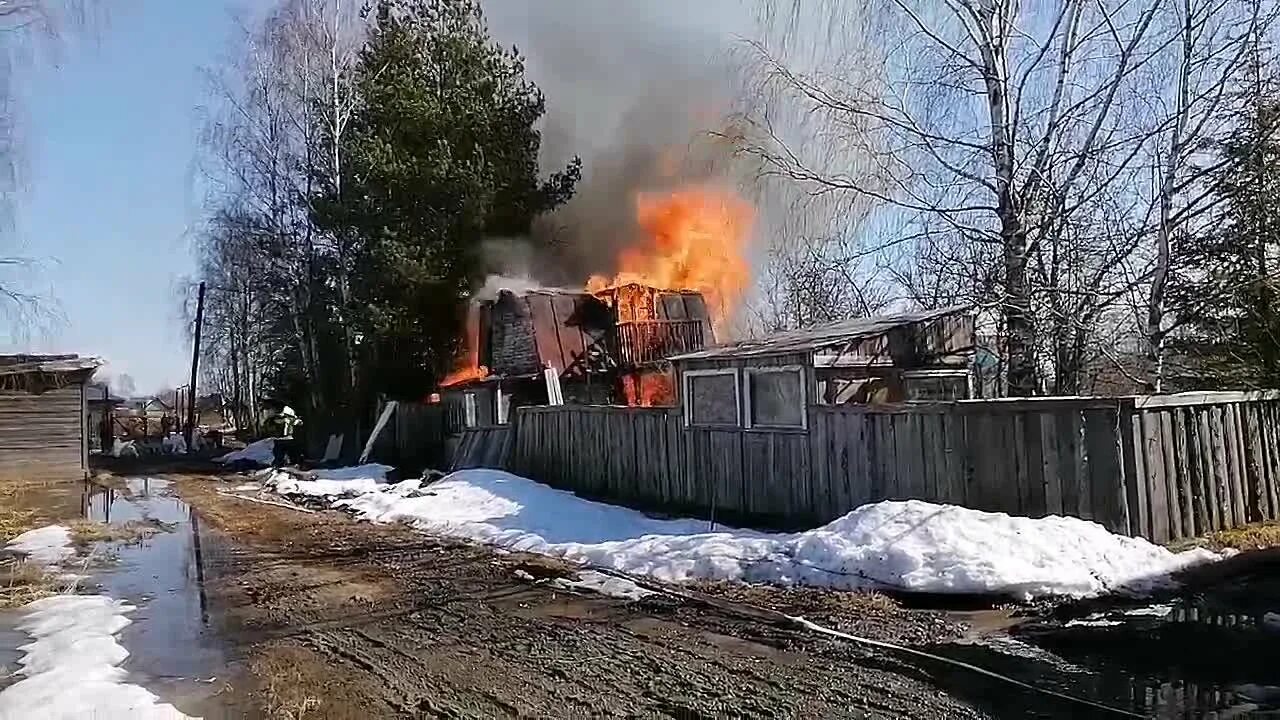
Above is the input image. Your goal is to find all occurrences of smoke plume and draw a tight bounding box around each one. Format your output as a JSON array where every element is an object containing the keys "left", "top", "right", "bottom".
[{"left": 480, "top": 1, "right": 753, "bottom": 287}]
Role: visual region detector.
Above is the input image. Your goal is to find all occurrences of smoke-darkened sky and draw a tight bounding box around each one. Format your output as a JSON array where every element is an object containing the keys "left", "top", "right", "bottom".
[{"left": 481, "top": 2, "right": 755, "bottom": 285}]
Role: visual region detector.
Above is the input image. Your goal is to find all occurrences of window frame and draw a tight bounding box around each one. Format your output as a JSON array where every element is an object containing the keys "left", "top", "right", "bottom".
[
  {"left": 682, "top": 368, "right": 742, "bottom": 428},
  {"left": 743, "top": 365, "right": 808, "bottom": 431},
  {"left": 899, "top": 368, "right": 972, "bottom": 402}
]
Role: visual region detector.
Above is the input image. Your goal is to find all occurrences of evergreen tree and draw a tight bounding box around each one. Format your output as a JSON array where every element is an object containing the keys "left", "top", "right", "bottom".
[
  {"left": 1169, "top": 74, "right": 1280, "bottom": 388},
  {"left": 314, "top": 0, "right": 580, "bottom": 395}
]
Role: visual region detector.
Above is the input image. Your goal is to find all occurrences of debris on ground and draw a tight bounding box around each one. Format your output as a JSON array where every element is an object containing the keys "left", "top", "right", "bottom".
[
  {"left": 214, "top": 438, "right": 275, "bottom": 467},
  {"left": 297, "top": 468, "right": 1223, "bottom": 601},
  {"left": 263, "top": 464, "right": 394, "bottom": 500}
]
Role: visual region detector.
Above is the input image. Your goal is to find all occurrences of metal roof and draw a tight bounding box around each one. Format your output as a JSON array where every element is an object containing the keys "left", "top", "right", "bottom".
[
  {"left": 668, "top": 305, "right": 972, "bottom": 361},
  {"left": 0, "top": 354, "right": 102, "bottom": 377}
]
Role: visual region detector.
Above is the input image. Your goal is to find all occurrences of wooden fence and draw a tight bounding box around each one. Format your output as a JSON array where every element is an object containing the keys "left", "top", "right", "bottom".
[
  {"left": 367, "top": 401, "right": 448, "bottom": 472},
  {"left": 451, "top": 425, "right": 513, "bottom": 471},
  {"left": 503, "top": 392, "right": 1280, "bottom": 541}
]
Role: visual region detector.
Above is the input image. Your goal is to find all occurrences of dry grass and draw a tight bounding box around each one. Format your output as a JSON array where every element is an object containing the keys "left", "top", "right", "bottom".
[
  {"left": 249, "top": 647, "right": 327, "bottom": 719},
  {"left": 0, "top": 485, "right": 39, "bottom": 542},
  {"left": 67, "top": 518, "right": 169, "bottom": 546},
  {"left": 1177, "top": 520, "right": 1280, "bottom": 552},
  {"left": 0, "top": 560, "right": 62, "bottom": 609}
]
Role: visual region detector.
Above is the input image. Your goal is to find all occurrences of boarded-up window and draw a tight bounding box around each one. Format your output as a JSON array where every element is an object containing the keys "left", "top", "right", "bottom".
[
  {"left": 686, "top": 371, "right": 739, "bottom": 426},
  {"left": 748, "top": 368, "right": 805, "bottom": 428}
]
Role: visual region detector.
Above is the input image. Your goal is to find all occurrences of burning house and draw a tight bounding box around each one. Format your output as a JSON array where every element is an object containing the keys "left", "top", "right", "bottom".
[{"left": 441, "top": 282, "right": 715, "bottom": 425}]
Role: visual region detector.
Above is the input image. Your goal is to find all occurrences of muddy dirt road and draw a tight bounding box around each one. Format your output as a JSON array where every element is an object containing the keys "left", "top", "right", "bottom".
[
  {"left": 175, "top": 474, "right": 999, "bottom": 719},
  {"left": 14, "top": 461, "right": 1271, "bottom": 718}
]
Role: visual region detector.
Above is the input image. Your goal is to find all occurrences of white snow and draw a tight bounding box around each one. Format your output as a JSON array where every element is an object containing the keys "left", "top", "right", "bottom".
[
  {"left": 0, "top": 595, "right": 195, "bottom": 719},
  {"left": 214, "top": 438, "right": 275, "bottom": 466},
  {"left": 264, "top": 464, "right": 393, "bottom": 498},
  {"left": 551, "top": 571, "right": 654, "bottom": 601},
  {"left": 4, "top": 525, "right": 73, "bottom": 566},
  {"left": 111, "top": 438, "right": 138, "bottom": 459},
  {"left": 1263, "top": 612, "right": 1280, "bottom": 632},
  {"left": 327, "top": 469, "right": 1221, "bottom": 601}
]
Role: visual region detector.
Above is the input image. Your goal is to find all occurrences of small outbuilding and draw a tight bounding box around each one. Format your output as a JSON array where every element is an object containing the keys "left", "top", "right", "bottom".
[
  {"left": 0, "top": 354, "right": 101, "bottom": 480},
  {"left": 669, "top": 306, "right": 976, "bottom": 430}
]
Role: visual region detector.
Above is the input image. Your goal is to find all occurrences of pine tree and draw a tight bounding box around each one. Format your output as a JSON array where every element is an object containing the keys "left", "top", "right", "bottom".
[
  {"left": 1169, "top": 61, "right": 1280, "bottom": 388},
  {"left": 313, "top": 0, "right": 580, "bottom": 394}
]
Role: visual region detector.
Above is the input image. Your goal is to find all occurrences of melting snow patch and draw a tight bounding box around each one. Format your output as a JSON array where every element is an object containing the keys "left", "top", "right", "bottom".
[
  {"left": 551, "top": 571, "right": 655, "bottom": 601},
  {"left": 0, "top": 595, "right": 195, "bottom": 719},
  {"left": 326, "top": 470, "right": 1221, "bottom": 601},
  {"left": 265, "top": 464, "right": 393, "bottom": 498},
  {"left": 214, "top": 438, "right": 275, "bottom": 467},
  {"left": 4, "top": 525, "right": 73, "bottom": 566},
  {"left": 1123, "top": 603, "right": 1175, "bottom": 618}
]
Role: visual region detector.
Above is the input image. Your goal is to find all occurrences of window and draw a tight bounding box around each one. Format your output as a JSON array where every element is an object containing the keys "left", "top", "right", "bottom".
[
  {"left": 746, "top": 367, "right": 806, "bottom": 429},
  {"left": 684, "top": 370, "right": 739, "bottom": 427},
  {"left": 901, "top": 370, "right": 970, "bottom": 401}
]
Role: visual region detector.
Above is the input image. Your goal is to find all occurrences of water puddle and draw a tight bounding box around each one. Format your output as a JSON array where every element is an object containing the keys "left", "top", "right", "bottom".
[
  {"left": 933, "top": 586, "right": 1280, "bottom": 718},
  {"left": 0, "top": 478, "right": 243, "bottom": 716}
]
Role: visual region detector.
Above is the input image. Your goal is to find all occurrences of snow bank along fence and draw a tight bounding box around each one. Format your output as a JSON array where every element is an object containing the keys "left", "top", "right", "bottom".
[{"left": 505, "top": 391, "right": 1280, "bottom": 542}]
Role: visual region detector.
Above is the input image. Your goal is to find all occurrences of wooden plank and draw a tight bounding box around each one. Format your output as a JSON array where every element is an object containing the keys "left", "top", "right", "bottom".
[
  {"left": 898, "top": 413, "right": 922, "bottom": 500},
  {"left": 1157, "top": 410, "right": 1184, "bottom": 540},
  {"left": 1222, "top": 404, "right": 1248, "bottom": 527},
  {"left": 1141, "top": 411, "right": 1170, "bottom": 544},
  {"left": 847, "top": 410, "right": 869, "bottom": 508},
  {"left": 1020, "top": 411, "right": 1047, "bottom": 517},
  {"left": 1265, "top": 403, "right": 1280, "bottom": 520},
  {"left": 1200, "top": 406, "right": 1222, "bottom": 531},
  {"left": 1207, "top": 406, "right": 1232, "bottom": 531},
  {"left": 1170, "top": 408, "right": 1195, "bottom": 538},
  {"left": 1117, "top": 403, "right": 1144, "bottom": 536},
  {"left": 830, "top": 410, "right": 853, "bottom": 513},
  {"left": 1053, "top": 411, "right": 1081, "bottom": 521},
  {"left": 1040, "top": 411, "right": 1063, "bottom": 516},
  {"left": 788, "top": 433, "right": 812, "bottom": 522},
  {"left": 1243, "top": 403, "right": 1269, "bottom": 523},
  {"left": 967, "top": 413, "right": 994, "bottom": 511},
  {"left": 807, "top": 410, "right": 831, "bottom": 521},
  {"left": 1083, "top": 408, "right": 1124, "bottom": 533},
  {"left": 1185, "top": 407, "right": 1211, "bottom": 536}
]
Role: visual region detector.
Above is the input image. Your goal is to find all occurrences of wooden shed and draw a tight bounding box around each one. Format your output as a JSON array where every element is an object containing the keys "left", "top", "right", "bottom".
[
  {"left": 670, "top": 306, "right": 976, "bottom": 429},
  {"left": 0, "top": 354, "right": 101, "bottom": 480}
]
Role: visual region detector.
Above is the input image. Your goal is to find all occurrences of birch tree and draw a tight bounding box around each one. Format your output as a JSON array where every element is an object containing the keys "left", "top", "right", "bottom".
[{"left": 744, "top": 0, "right": 1263, "bottom": 395}]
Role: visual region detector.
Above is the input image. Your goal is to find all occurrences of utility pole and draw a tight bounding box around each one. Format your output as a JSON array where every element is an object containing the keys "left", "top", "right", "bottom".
[{"left": 186, "top": 282, "right": 206, "bottom": 450}]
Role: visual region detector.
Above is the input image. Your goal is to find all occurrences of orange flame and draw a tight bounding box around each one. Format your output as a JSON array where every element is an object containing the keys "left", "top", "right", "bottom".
[
  {"left": 441, "top": 303, "right": 489, "bottom": 388},
  {"left": 586, "top": 186, "right": 754, "bottom": 334},
  {"left": 622, "top": 371, "right": 675, "bottom": 407},
  {"left": 441, "top": 364, "right": 489, "bottom": 388}
]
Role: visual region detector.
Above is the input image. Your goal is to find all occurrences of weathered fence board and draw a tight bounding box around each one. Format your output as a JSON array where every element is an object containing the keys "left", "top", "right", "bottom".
[{"left": 505, "top": 395, "right": 1280, "bottom": 539}]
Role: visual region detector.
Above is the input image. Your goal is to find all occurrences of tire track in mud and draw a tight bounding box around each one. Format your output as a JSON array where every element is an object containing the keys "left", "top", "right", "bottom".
[{"left": 180, "top": 478, "right": 990, "bottom": 719}]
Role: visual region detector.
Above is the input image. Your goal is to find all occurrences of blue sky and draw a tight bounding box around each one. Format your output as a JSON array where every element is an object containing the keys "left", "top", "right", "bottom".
[
  {"left": 5, "top": 0, "right": 241, "bottom": 394},
  {"left": 4, "top": 0, "right": 746, "bottom": 396}
]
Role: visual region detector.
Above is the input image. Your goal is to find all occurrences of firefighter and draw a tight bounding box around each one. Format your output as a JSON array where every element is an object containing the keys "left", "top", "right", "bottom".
[{"left": 265, "top": 401, "right": 305, "bottom": 468}]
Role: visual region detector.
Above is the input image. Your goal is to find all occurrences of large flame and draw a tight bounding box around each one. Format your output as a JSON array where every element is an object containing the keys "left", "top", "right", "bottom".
[
  {"left": 441, "top": 303, "right": 489, "bottom": 388},
  {"left": 586, "top": 186, "right": 754, "bottom": 333}
]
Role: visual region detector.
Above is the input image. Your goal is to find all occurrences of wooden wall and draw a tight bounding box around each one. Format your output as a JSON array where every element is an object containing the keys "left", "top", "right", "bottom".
[
  {"left": 368, "top": 401, "right": 448, "bottom": 472},
  {"left": 503, "top": 393, "right": 1280, "bottom": 540}
]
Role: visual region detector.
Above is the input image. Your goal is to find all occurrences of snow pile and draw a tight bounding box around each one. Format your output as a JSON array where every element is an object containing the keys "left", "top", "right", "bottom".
[
  {"left": 331, "top": 470, "right": 1221, "bottom": 600},
  {"left": 214, "top": 438, "right": 274, "bottom": 466},
  {"left": 265, "top": 464, "right": 393, "bottom": 498},
  {"left": 0, "top": 595, "right": 195, "bottom": 719},
  {"left": 4, "top": 525, "right": 74, "bottom": 566}
]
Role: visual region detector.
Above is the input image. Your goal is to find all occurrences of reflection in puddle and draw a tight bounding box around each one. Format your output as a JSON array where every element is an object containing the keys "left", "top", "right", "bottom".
[
  {"left": 935, "top": 595, "right": 1280, "bottom": 718},
  {"left": 76, "top": 478, "right": 234, "bottom": 716}
]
